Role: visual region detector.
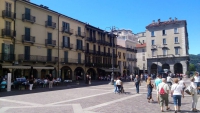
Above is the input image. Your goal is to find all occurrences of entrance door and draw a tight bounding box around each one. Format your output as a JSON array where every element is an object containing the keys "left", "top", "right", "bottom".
[{"left": 47, "top": 33, "right": 52, "bottom": 44}]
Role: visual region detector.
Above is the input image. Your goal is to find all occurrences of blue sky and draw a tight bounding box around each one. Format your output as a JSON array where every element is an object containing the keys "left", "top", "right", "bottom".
[{"left": 32, "top": 0, "right": 200, "bottom": 55}]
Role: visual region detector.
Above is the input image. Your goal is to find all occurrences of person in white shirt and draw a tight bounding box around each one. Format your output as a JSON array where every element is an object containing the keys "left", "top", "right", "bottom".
[
  {"left": 171, "top": 78, "right": 184, "bottom": 113},
  {"left": 130, "top": 74, "right": 133, "bottom": 81},
  {"left": 190, "top": 77, "right": 200, "bottom": 112},
  {"left": 178, "top": 78, "right": 186, "bottom": 91},
  {"left": 194, "top": 72, "right": 200, "bottom": 94},
  {"left": 167, "top": 75, "right": 173, "bottom": 87},
  {"left": 115, "top": 77, "right": 122, "bottom": 93}
]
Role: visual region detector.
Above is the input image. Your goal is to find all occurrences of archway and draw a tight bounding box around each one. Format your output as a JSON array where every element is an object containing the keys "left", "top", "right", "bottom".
[
  {"left": 41, "top": 69, "right": 46, "bottom": 79},
  {"left": 87, "top": 68, "right": 96, "bottom": 80},
  {"left": 61, "top": 66, "right": 72, "bottom": 80},
  {"left": 32, "top": 69, "right": 38, "bottom": 78},
  {"left": 174, "top": 63, "right": 183, "bottom": 74},
  {"left": 150, "top": 64, "right": 157, "bottom": 74},
  {"left": 74, "top": 67, "right": 84, "bottom": 80},
  {"left": 162, "top": 63, "right": 170, "bottom": 70}
]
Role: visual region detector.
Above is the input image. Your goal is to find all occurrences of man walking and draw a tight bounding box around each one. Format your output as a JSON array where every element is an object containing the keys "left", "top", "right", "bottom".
[
  {"left": 157, "top": 78, "right": 170, "bottom": 112},
  {"left": 155, "top": 75, "right": 162, "bottom": 103},
  {"left": 134, "top": 75, "right": 141, "bottom": 94},
  {"left": 194, "top": 72, "right": 200, "bottom": 94}
]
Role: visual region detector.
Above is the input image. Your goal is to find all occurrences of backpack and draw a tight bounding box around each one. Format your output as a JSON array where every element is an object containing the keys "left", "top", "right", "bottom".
[{"left": 159, "top": 84, "right": 165, "bottom": 95}]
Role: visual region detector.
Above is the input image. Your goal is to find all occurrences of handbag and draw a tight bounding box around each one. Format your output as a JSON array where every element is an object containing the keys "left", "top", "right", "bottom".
[{"left": 185, "top": 85, "right": 194, "bottom": 95}]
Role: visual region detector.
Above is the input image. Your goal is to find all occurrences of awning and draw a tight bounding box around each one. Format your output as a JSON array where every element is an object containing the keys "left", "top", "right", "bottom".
[
  {"left": 2, "top": 66, "right": 31, "bottom": 69},
  {"left": 100, "top": 68, "right": 120, "bottom": 72},
  {"left": 33, "top": 67, "right": 55, "bottom": 69}
]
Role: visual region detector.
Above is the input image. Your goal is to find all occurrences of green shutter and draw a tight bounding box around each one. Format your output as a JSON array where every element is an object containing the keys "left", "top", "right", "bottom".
[
  {"left": 80, "top": 40, "right": 82, "bottom": 50},
  {"left": 63, "top": 36, "right": 65, "bottom": 47},
  {"left": 76, "top": 39, "right": 79, "bottom": 49},
  {"left": 68, "top": 37, "right": 70, "bottom": 48},
  {"left": 64, "top": 51, "right": 68, "bottom": 62},
  {"left": 10, "top": 44, "right": 14, "bottom": 60}
]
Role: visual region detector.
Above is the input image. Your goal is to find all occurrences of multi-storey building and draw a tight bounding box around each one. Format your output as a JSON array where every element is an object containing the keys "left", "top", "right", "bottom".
[
  {"left": 146, "top": 18, "right": 189, "bottom": 75},
  {"left": 116, "top": 45, "right": 127, "bottom": 76},
  {"left": 85, "top": 25, "right": 117, "bottom": 79},
  {"left": 136, "top": 32, "right": 147, "bottom": 75},
  {"left": 114, "top": 29, "right": 137, "bottom": 75}
]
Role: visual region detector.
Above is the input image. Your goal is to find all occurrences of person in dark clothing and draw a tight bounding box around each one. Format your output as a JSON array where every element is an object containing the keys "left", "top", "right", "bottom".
[
  {"left": 29, "top": 75, "right": 34, "bottom": 90},
  {"left": 134, "top": 75, "right": 141, "bottom": 94},
  {"left": 85, "top": 75, "right": 89, "bottom": 84}
]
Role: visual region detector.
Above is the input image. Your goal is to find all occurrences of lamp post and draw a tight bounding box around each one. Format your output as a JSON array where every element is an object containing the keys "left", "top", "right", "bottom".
[{"left": 106, "top": 26, "right": 119, "bottom": 85}]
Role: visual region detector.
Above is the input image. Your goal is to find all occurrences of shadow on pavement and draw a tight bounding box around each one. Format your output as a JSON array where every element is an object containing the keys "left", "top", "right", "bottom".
[{"left": 0, "top": 81, "right": 112, "bottom": 97}]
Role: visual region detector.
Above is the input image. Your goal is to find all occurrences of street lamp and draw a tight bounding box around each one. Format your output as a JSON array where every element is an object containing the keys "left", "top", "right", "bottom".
[{"left": 105, "top": 26, "right": 119, "bottom": 85}]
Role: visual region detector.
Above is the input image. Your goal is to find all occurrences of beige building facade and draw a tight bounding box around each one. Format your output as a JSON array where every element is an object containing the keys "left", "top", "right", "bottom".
[
  {"left": 116, "top": 46, "right": 127, "bottom": 76},
  {"left": 145, "top": 18, "right": 189, "bottom": 75}
]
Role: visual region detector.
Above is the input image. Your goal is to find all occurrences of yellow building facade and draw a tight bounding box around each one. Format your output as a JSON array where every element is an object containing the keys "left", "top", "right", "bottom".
[
  {"left": 0, "top": 0, "right": 119, "bottom": 80},
  {"left": 117, "top": 46, "right": 127, "bottom": 76}
]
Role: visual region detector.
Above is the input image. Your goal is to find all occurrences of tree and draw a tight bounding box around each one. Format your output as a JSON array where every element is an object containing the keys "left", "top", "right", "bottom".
[{"left": 189, "top": 63, "right": 196, "bottom": 72}]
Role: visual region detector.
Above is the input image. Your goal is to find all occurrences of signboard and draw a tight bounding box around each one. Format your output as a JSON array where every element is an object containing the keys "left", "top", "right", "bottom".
[{"left": 7, "top": 73, "right": 11, "bottom": 92}]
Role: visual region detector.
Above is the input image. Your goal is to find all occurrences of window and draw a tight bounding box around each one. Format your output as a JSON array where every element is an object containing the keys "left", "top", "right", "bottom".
[
  {"left": 152, "top": 50, "right": 155, "bottom": 57},
  {"left": 47, "top": 49, "right": 52, "bottom": 61},
  {"left": 93, "top": 45, "right": 96, "bottom": 52},
  {"left": 175, "top": 47, "right": 180, "bottom": 55},
  {"left": 78, "top": 27, "right": 81, "bottom": 35},
  {"left": 175, "top": 37, "right": 179, "bottom": 43},
  {"left": 142, "top": 49, "right": 145, "bottom": 55},
  {"left": 151, "top": 40, "right": 155, "bottom": 45},
  {"left": 63, "top": 36, "right": 70, "bottom": 48},
  {"left": 24, "top": 46, "right": 30, "bottom": 60},
  {"left": 78, "top": 53, "right": 81, "bottom": 63},
  {"left": 5, "top": 2, "right": 11, "bottom": 17},
  {"left": 143, "top": 56, "right": 145, "bottom": 61},
  {"left": 123, "top": 53, "right": 125, "bottom": 59},
  {"left": 174, "top": 28, "right": 178, "bottom": 33},
  {"left": 62, "top": 21, "right": 70, "bottom": 31},
  {"left": 151, "top": 31, "right": 154, "bottom": 37},
  {"left": 162, "top": 30, "right": 166, "bottom": 35},
  {"left": 47, "top": 15, "right": 52, "bottom": 25},
  {"left": 163, "top": 38, "right": 166, "bottom": 45},
  {"left": 64, "top": 51, "right": 68, "bottom": 62},
  {"left": 2, "top": 43, "right": 14, "bottom": 60},
  {"left": 118, "top": 52, "right": 121, "bottom": 59},
  {"left": 25, "top": 8, "right": 31, "bottom": 20},
  {"left": 5, "top": 21, "right": 11, "bottom": 35},
  {"left": 142, "top": 40, "right": 144, "bottom": 43},
  {"left": 163, "top": 49, "right": 167, "bottom": 55},
  {"left": 47, "top": 33, "right": 52, "bottom": 44},
  {"left": 76, "top": 39, "right": 82, "bottom": 50}
]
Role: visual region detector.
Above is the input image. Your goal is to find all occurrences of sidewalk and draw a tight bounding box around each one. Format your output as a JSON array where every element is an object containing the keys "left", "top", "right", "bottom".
[{"left": 197, "top": 96, "right": 200, "bottom": 110}]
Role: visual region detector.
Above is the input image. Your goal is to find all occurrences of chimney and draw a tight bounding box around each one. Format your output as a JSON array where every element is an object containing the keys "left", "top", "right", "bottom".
[
  {"left": 175, "top": 17, "right": 177, "bottom": 21},
  {"left": 152, "top": 20, "right": 155, "bottom": 24},
  {"left": 169, "top": 17, "right": 171, "bottom": 21}
]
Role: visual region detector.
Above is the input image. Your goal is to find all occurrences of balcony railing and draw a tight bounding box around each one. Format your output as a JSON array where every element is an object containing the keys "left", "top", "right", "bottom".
[
  {"left": 2, "top": 10, "right": 15, "bottom": 20},
  {"left": 109, "top": 43, "right": 116, "bottom": 47},
  {"left": 18, "top": 54, "right": 58, "bottom": 62},
  {"left": 62, "top": 28, "right": 73, "bottom": 35},
  {"left": 0, "top": 53, "right": 15, "bottom": 61},
  {"left": 86, "top": 37, "right": 96, "bottom": 43},
  {"left": 61, "top": 58, "right": 85, "bottom": 64},
  {"left": 63, "top": 43, "right": 73, "bottom": 49},
  {"left": 45, "top": 39, "right": 56, "bottom": 46},
  {"left": 22, "top": 14, "right": 36, "bottom": 23},
  {"left": 75, "top": 31, "right": 85, "bottom": 38},
  {"left": 22, "top": 35, "right": 35, "bottom": 44},
  {"left": 157, "top": 54, "right": 175, "bottom": 58},
  {"left": 127, "top": 58, "right": 136, "bottom": 61},
  {"left": 1, "top": 29, "right": 15, "bottom": 38},
  {"left": 45, "top": 21, "right": 56, "bottom": 29}
]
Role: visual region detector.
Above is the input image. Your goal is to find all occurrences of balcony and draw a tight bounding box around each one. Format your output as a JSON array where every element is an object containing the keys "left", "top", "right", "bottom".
[
  {"left": 127, "top": 58, "right": 136, "bottom": 61},
  {"left": 76, "top": 45, "right": 84, "bottom": 51},
  {"left": 45, "top": 21, "right": 56, "bottom": 29},
  {"left": 45, "top": 39, "right": 56, "bottom": 47},
  {"left": 62, "top": 28, "right": 73, "bottom": 35},
  {"left": 96, "top": 51, "right": 100, "bottom": 55},
  {"left": 22, "top": 35, "right": 35, "bottom": 44},
  {"left": 157, "top": 54, "right": 175, "bottom": 58},
  {"left": 106, "top": 53, "right": 111, "bottom": 57},
  {"left": 1, "top": 29, "right": 15, "bottom": 38},
  {"left": 2, "top": 10, "right": 15, "bottom": 20},
  {"left": 22, "top": 14, "right": 36, "bottom": 23},
  {"left": 109, "top": 43, "right": 116, "bottom": 47},
  {"left": 63, "top": 43, "right": 73, "bottom": 49},
  {"left": 18, "top": 54, "right": 58, "bottom": 63},
  {"left": 86, "top": 37, "right": 96, "bottom": 43},
  {"left": 0, "top": 53, "right": 15, "bottom": 61},
  {"left": 75, "top": 31, "right": 85, "bottom": 38},
  {"left": 61, "top": 58, "right": 84, "bottom": 64},
  {"left": 100, "top": 52, "right": 104, "bottom": 56}
]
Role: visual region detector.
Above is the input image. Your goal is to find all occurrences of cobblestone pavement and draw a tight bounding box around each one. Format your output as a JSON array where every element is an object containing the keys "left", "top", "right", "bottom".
[{"left": 0, "top": 78, "right": 199, "bottom": 113}]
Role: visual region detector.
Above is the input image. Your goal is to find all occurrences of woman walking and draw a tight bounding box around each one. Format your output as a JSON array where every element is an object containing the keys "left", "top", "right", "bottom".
[
  {"left": 171, "top": 78, "right": 184, "bottom": 113},
  {"left": 147, "top": 77, "right": 154, "bottom": 103},
  {"left": 190, "top": 77, "right": 200, "bottom": 112},
  {"left": 114, "top": 78, "right": 118, "bottom": 93}
]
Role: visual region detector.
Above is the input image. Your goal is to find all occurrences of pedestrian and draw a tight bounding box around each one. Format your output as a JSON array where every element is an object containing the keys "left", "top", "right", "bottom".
[
  {"left": 116, "top": 77, "right": 122, "bottom": 93},
  {"left": 113, "top": 77, "right": 118, "bottom": 93},
  {"left": 157, "top": 78, "right": 170, "bottom": 112},
  {"left": 178, "top": 77, "right": 186, "bottom": 92},
  {"left": 171, "top": 78, "right": 184, "bottom": 113},
  {"left": 154, "top": 75, "right": 162, "bottom": 103},
  {"left": 147, "top": 77, "right": 154, "bottom": 103},
  {"left": 190, "top": 77, "right": 200, "bottom": 112},
  {"left": 167, "top": 74, "right": 173, "bottom": 87},
  {"left": 89, "top": 75, "right": 91, "bottom": 85},
  {"left": 48, "top": 74, "right": 53, "bottom": 88},
  {"left": 134, "top": 75, "right": 141, "bottom": 94},
  {"left": 140, "top": 74, "right": 143, "bottom": 82},
  {"left": 29, "top": 75, "right": 34, "bottom": 90},
  {"left": 130, "top": 74, "right": 133, "bottom": 81},
  {"left": 194, "top": 72, "right": 200, "bottom": 94},
  {"left": 85, "top": 74, "right": 89, "bottom": 84}
]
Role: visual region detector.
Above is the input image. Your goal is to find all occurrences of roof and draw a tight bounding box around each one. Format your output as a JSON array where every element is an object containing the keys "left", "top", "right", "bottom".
[
  {"left": 146, "top": 20, "right": 186, "bottom": 29},
  {"left": 136, "top": 43, "right": 146, "bottom": 48},
  {"left": 20, "top": 0, "right": 86, "bottom": 25}
]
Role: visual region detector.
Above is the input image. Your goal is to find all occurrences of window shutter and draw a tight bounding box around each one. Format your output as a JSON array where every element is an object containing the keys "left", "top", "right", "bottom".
[
  {"left": 64, "top": 51, "right": 68, "bottom": 62},
  {"left": 10, "top": 44, "right": 14, "bottom": 60},
  {"left": 67, "top": 23, "right": 70, "bottom": 31},
  {"left": 2, "top": 43, "right": 5, "bottom": 54},
  {"left": 76, "top": 39, "right": 79, "bottom": 49},
  {"left": 68, "top": 37, "right": 70, "bottom": 48},
  {"left": 80, "top": 40, "right": 82, "bottom": 50},
  {"left": 63, "top": 36, "right": 65, "bottom": 47}
]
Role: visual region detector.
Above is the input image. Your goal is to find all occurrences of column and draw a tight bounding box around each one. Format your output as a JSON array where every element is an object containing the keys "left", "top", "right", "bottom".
[
  {"left": 37, "top": 69, "right": 41, "bottom": 79},
  {"left": 170, "top": 65, "right": 174, "bottom": 74},
  {"left": 72, "top": 71, "right": 75, "bottom": 80}
]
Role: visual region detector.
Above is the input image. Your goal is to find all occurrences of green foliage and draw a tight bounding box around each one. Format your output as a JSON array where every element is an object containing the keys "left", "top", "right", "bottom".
[
  {"left": 189, "top": 54, "right": 200, "bottom": 72},
  {"left": 189, "top": 64, "right": 196, "bottom": 71}
]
